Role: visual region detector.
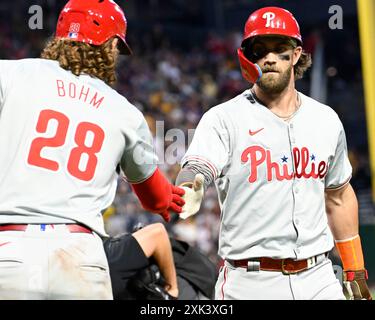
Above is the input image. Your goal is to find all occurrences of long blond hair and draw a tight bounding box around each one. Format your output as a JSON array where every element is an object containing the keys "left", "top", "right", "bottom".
[{"left": 41, "top": 38, "right": 119, "bottom": 86}]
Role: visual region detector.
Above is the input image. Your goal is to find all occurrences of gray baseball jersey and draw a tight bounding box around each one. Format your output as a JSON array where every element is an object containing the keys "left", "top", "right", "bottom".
[
  {"left": 0, "top": 59, "right": 157, "bottom": 236},
  {"left": 182, "top": 89, "right": 352, "bottom": 260}
]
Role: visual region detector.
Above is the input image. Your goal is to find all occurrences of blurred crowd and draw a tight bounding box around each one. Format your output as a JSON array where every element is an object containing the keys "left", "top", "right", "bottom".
[
  {"left": 0, "top": 5, "right": 373, "bottom": 268},
  {"left": 107, "top": 30, "right": 247, "bottom": 264}
]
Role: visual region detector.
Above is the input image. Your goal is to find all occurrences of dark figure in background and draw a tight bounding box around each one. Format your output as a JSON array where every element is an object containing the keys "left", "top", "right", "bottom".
[{"left": 104, "top": 223, "right": 217, "bottom": 300}]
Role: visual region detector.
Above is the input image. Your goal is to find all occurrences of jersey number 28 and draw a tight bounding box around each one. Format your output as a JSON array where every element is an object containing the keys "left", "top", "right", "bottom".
[{"left": 27, "top": 109, "right": 105, "bottom": 181}]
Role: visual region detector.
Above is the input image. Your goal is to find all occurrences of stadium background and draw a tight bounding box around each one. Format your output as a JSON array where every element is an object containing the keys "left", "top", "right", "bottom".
[{"left": 1, "top": 0, "right": 374, "bottom": 292}]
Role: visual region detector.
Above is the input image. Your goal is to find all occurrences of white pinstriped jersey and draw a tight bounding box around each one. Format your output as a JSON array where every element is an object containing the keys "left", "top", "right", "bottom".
[
  {"left": 182, "top": 89, "right": 352, "bottom": 260},
  {"left": 0, "top": 59, "right": 157, "bottom": 236}
]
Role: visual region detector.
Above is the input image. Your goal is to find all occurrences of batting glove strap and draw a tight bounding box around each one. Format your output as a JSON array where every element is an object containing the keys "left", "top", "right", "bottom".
[
  {"left": 343, "top": 269, "right": 372, "bottom": 300},
  {"left": 344, "top": 269, "right": 368, "bottom": 282}
]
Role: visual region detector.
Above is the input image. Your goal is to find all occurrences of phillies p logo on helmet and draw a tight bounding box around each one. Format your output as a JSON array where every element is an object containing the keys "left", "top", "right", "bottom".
[
  {"left": 263, "top": 12, "right": 276, "bottom": 27},
  {"left": 262, "top": 12, "right": 286, "bottom": 29}
]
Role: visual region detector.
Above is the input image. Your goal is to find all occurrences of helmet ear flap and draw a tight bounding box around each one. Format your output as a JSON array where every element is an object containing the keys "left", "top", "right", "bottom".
[
  {"left": 241, "top": 38, "right": 257, "bottom": 63},
  {"left": 237, "top": 48, "right": 262, "bottom": 84}
]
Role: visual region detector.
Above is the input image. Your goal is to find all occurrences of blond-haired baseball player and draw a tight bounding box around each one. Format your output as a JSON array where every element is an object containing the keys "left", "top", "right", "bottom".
[{"left": 0, "top": 0, "right": 184, "bottom": 299}]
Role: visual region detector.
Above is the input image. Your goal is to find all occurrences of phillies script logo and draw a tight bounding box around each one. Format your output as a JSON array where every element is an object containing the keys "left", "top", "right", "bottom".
[{"left": 241, "top": 146, "right": 328, "bottom": 183}]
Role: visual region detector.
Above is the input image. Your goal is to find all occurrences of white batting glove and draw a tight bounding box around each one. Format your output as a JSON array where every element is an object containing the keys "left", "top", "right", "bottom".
[{"left": 179, "top": 174, "right": 205, "bottom": 219}]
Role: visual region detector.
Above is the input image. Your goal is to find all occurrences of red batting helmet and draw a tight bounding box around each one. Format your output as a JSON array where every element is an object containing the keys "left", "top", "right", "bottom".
[
  {"left": 238, "top": 7, "right": 302, "bottom": 84},
  {"left": 242, "top": 7, "right": 302, "bottom": 45},
  {"left": 56, "top": 0, "right": 132, "bottom": 55}
]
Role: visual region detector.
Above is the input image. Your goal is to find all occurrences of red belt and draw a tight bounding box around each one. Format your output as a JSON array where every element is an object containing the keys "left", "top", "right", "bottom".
[
  {"left": 229, "top": 254, "right": 327, "bottom": 275},
  {"left": 0, "top": 224, "right": 92, "bottom": 234}
]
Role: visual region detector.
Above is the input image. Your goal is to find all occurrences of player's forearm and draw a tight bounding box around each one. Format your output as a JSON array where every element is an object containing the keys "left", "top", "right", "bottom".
[
  {"left": 132, "top": 223, "right": 178, "bottom": 297},
  {"left": 325, "top": 184, "right": 366, "bottom": 272},
  {"left": 131, "top": 168, "right": 171, "bottom": 213},
  {"left": 153, "top": 231, "right": 178, "bottom": 296},
  {"left": 325, "top": 183, "right": 359, "bottom": 240}
]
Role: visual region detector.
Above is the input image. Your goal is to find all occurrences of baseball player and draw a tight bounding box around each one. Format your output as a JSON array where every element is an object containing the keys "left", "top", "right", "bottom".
[
  {"left": 178, "top": 7, "right": 372, "bottom": 300},
  {"left": 0, "top": 0, "right": 185, "bottom": 299}
]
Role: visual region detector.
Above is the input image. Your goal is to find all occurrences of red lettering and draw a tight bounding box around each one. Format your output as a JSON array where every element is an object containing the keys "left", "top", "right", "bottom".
[
  {"left": 266, "top": 152, "right": 294, "bottom": 181},
  {"left": 243, "top": 145, "right": 328, "bottom": 184},
  {"left": 282, "top": 163, "right": 293, "bottom": 180},
  {"left": 241, "top": 146, "right": 266, "bottom": 183},
  {"left": 298, "top": 147, "right": 318, "bottom": 179},
  {"left": 301, "top": 147, "right": 310, "bottom": 178},
  {"left": 90, "top": 93, "right": 104, "bottom": 109},
  {"left": 56, "top": 80, "right": 65, "bottom": 97},
  {"left": 318, "top": 161, "right": 328, "bottom": 178},
  {"left": 308, "top": 162, "right": 319, "bottom": 179},
  {"left": 79, "top": 86, "right": 90, "bottom": 103},
  {"left": 267, "top": 150, "right": 283, "bottom": 181},
  {"left": 69, "top": 83, "right": 76, "bottom": 99},
  {"left": 293, "top": 147, "right": 302, "bottom": 178}
]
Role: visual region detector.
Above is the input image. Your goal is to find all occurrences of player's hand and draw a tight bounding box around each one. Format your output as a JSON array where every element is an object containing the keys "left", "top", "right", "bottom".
[
  {"left": 179, "top": 174, "right": 205, "bottom": 219},
  {"left": 159, "top": 185, "right": 185, "bottom": 223},
  {"left": 343, "top": 270, "right": 372, "bottom": 300}
]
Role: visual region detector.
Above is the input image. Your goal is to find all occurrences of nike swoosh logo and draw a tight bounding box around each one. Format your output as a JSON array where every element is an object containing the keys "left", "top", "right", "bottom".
[
  {"left": 249, "top": 128, "right": 264, "bottom": 136},
  {"left": 0, "top": 242, "right": 11, "bottom": 248}
]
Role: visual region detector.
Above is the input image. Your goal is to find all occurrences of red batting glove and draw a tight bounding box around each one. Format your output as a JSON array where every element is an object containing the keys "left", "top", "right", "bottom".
[
  {"left": 160, "top": 185, "right": 185, "bottom": 222},
  {"left": 131, "top": 169, "right": 186, "bottom": 223}
]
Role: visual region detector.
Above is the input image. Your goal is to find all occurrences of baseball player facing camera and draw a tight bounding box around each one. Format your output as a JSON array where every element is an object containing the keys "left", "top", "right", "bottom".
[
  {"left": 0, "top": 0, "right": 185, "bottom": 299},
  {"left": 178, "top": 7, "right": 372, "bottom": 300}
]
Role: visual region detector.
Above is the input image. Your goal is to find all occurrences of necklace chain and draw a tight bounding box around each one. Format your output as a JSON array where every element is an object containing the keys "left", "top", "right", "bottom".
[
  {"left": 251, "top": 89, "right": 301, "bottom": 121},
  {"left": 278, "top": 93, "right": 301, "bottom": 121}
]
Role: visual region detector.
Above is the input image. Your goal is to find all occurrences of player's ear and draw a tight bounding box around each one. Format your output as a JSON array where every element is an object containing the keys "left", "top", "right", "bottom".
[
  {"left": 111, "top": 38, "right": 119, "bottom": 51},
  {"left": 292, "top": 47, "right": 302, "bottom": 66}
]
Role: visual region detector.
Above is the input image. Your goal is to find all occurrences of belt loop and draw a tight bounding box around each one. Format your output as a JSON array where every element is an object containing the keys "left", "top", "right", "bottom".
[
  {"left": 307, "top": 257, "right": 315, "bottom": 269},
  {"left": 318, "top": 252, "right": 328, "bottom": 264}
]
